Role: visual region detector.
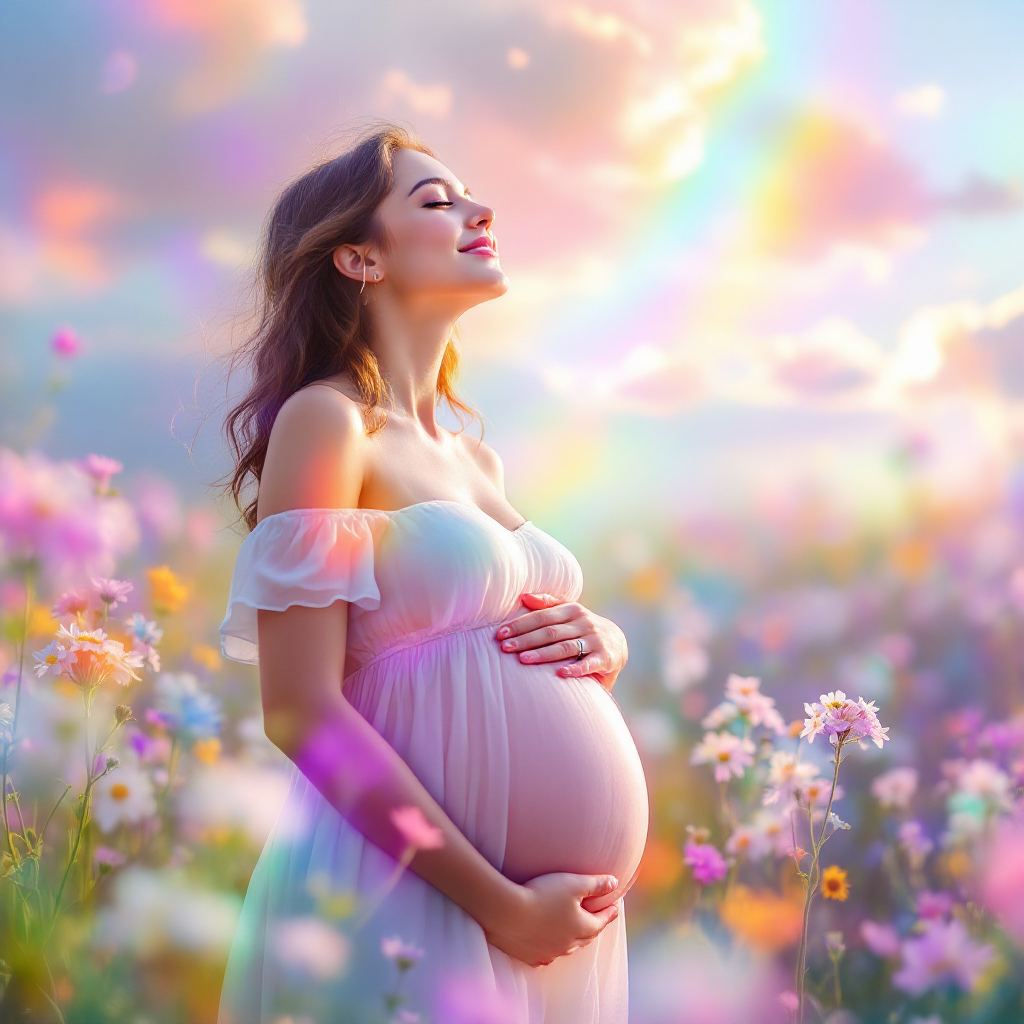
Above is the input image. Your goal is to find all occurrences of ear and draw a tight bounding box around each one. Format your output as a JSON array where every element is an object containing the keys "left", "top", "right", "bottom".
[{"left": 332, "top": 244, "right": 380, "bottom": 284}]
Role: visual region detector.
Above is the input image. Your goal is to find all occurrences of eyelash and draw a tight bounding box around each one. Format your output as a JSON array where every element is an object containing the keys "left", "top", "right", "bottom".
[{"left": 423, "top": 200, "right": 453, "bottom": 208}]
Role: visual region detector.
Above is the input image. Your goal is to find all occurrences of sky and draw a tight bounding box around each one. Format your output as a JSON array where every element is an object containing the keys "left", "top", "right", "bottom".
[{"left": 1, "top": 0, "right": 1022, "bottom": 546}]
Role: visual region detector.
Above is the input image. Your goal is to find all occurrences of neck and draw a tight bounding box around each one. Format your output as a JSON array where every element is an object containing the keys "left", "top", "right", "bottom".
[{"left": 368, "top": 293, "right": 461, "bottom": 437}]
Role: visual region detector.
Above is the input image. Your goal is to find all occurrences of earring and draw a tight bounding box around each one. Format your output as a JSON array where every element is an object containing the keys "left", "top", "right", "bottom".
[
  {"left": 359, "top": 261, "right": 367, "bottom": 294},
  {"left": 373, "top": 272, "right": 379, "bottom": 282}
]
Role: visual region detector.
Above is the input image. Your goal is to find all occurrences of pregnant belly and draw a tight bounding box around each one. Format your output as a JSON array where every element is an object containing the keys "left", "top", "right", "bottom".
[{"left": 499, "top": 656, "right": 650, "bottom": 904}]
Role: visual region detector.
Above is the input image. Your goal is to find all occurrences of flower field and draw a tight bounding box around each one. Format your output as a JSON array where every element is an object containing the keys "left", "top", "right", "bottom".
[{"left": 4, "top": 396, "right": 1024, "bottom": 1023}]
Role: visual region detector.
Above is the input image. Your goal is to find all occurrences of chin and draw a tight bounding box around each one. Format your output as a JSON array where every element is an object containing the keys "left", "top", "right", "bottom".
[{"left": 458, "top": 269, "right": 509, "bottom": 304}]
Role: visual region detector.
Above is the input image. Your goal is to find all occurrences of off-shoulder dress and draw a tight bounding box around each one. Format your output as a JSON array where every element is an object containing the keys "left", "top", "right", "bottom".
[{"left": 216, "top": 500, "right": 649, "bottom": 1024}]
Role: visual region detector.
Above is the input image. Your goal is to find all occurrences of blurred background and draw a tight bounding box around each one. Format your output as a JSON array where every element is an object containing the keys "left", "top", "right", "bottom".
[{"left": 3, "top": 2, "right": 1024, "bottom": 1022}]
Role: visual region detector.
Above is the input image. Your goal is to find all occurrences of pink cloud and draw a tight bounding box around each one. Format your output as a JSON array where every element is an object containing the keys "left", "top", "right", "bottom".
[{"left": 751, "top": 109, "right": 1021, "bottom": 262}]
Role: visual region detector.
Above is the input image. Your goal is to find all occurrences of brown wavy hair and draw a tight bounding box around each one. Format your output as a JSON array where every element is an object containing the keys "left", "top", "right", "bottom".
[{"left": 218, "top": 121, "right": 482, "bottom": 532}]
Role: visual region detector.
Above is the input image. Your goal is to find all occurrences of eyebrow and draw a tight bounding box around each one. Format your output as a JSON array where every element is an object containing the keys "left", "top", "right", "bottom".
[{"left": 407, "top": 176, "right": 472, "bottom": 198}]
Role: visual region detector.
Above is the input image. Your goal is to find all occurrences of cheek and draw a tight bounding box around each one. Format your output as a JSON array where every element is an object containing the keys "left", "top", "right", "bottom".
[{"left": 391, "top": 217, "right": 459, "bottom": 272}]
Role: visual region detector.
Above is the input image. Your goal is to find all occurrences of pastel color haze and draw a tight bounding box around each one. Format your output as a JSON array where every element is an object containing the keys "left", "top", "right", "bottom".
[{"left": 1, "top": 1, "right": 1021, "bottom": 551}]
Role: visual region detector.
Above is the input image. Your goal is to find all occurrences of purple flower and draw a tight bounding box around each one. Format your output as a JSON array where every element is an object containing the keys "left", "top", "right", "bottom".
[
  {"left": 91, "top": 577, "right": 133, "bottom": 610},
  {"left": 801, "top": 690, "right": 889, "bottom": 749},
  {"left": 916, "top": 890, "right": 953, "bottom": 920},
  {"left": 861, "top": 920, "right": 900, "bottom": 958},
  {"left": 683, "top": 840, "right": 728, "bottom": 884},
  {"left": 892, "top": 918, "right": 993, "bottom": 996},
  {"left": 94, "top": 845, "right": 126, "bottom": 868}
]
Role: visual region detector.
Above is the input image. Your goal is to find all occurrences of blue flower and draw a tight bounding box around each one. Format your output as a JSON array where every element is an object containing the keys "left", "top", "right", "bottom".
[
  {"left": 124, "top": 612, "right": 163, "bottom": 647},
  {"left": 153, "top": 672, "right": 222, "bottom": 742}
]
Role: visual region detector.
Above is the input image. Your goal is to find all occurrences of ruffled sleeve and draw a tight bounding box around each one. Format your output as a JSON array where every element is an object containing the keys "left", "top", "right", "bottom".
[{"left": 218, "top": 508, "right": 386, "bottom": 665}]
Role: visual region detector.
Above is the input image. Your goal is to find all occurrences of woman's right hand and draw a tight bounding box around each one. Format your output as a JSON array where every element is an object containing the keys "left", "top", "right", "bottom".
[{"left": 482, "top": 872, "right": 621, "bottom": 968}]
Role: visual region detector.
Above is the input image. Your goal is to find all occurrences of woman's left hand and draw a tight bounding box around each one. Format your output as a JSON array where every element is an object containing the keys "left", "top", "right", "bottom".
[{"left": 493, "top": 593, "right": 628, "bottom": 691}]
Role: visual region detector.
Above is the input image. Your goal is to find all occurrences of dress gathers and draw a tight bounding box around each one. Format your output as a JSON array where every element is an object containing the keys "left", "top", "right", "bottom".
[{"left": 217, "top": 500, "right": 649, "bottom": 1024}]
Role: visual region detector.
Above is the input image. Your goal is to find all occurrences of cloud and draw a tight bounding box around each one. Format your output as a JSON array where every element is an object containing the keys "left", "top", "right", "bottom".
[
  {"left": 750, "top": 109, "right": 1022, "bottom": 265},
  {"left": 139, "top": 0, "right": 307, "bottom": 114},
  {"left": 751, "top": 110, "right": 930, "bottom": 260},
  {"left": 888, "top": 281, "right": 1024, "bottom": 397},
  {"left": 540, "top": 343, "right": 704, "bottom": 415},
  {"left": 0, "top": 182, "right": 132, "bottom": 304},
  {"left": 769, "top": 319, "right": 886, "bottom": 400},
  {"left": 935, "top": 175, "right": 1024, "bottom": 216},
  {"left": 893, "top": 83, "right": 946, "bottom": 119},
  {"left": 545, "top": 5, "right": 653, "bottom": 55},
  {"left": 379, "top": 69, "right": 453, "bottom": 119},
  {"left": 714, "top": 318, "right": 888, "bottom": 407}
]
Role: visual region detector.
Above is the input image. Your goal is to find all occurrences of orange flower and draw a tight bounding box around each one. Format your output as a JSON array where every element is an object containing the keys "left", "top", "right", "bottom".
[
  {"left": 720, "top": 885, "right": 803, "bottom": 951},
  {"left": 634, "top": 836, "right": 685, "bottom": 892},
  {"left": 192, "top": 737, "right": 221, "bottom": 765},
  {"left": 147, "top": 565, "right": 189, "bottom": 614},
  {"left": 822, "top": 865, "right": 850, "bottom": 901}
]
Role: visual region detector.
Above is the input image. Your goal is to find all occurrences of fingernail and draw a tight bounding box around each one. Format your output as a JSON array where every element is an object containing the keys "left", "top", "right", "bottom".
[
  {"left": 502, "top": 640, "right": 515, "bottom": 650},
  {"left": 496, "top": 627, "right": 510, "bottom": 639},
  {"left": 521, "top": 652, "right": 536, "bottom": 662}
]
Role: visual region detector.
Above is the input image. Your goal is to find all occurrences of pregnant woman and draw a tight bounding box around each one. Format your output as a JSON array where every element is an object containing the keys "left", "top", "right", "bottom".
[{"left": 216, "top": 123, "right": 649, "bottom": 1024}]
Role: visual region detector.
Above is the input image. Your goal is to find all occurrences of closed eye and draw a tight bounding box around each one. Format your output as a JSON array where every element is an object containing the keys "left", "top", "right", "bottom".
[{"left": 423, "top": 200, "right": 454, "bottom": 208}]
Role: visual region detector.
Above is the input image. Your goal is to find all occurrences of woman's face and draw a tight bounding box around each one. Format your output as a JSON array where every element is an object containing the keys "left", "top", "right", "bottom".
[{"left": 367, "top": 147, "right": 508, "bottom": 308}]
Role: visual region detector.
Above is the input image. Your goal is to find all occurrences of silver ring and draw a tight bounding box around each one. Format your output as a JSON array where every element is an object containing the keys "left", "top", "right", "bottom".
[{"left": 574, "top": 637, "right": 586, "bottom": 660}]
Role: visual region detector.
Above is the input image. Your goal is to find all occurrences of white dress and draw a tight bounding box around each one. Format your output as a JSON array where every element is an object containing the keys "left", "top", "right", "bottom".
[{"left": 217, "top": 500, "right": 649, "bottom": 1024}]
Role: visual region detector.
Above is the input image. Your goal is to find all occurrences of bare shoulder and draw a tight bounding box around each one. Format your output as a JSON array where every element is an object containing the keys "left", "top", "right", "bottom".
[
  {"left": 456, "top": 431, "right": 505, "bottom": 492},
  {"left": 257, "top": 384, "right": 368, "bottom": 521}
]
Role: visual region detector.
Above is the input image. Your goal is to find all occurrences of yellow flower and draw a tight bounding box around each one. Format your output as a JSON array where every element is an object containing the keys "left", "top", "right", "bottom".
[
  {"left": 822, "top": 865, "right": 850, "bottom": 901},
  {"left": 192, "top": 737, "right": 221, "bottom": 765},
  {"left": 147, "top": 565, "right": 189, "bottom": 614},
  {"left": 720, "top": 885, "right": 804, "bottom": 952},
  {"left": 191, "top": 643, "right": 222, "bottom": 672},
  {"left": 28, "top": 605, "right": 59, "bottom": 638}
]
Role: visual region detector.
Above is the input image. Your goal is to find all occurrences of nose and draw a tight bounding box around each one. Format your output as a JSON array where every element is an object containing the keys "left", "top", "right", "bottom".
[{"left": 467, "top": 200, "right": 495, "bottom": 232}]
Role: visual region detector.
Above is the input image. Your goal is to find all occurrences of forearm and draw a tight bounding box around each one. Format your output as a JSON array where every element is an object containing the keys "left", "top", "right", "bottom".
[{"left": 268, "top": 691, "right": 522, "bottom": 933}]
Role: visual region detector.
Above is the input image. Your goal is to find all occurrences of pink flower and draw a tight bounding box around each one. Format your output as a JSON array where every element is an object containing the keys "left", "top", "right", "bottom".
[
  {"left": 91, "top": 577, "right": 133, "bottom": 609},
  {"left": 725, "top": 824, "right": 772, "bottom": 861},
  {"left": 778, "top": 991, "right": 799, "bottom": 1013},
  {"left": 723, "top": 674, "right": 786, "bottom": 735},
  {"left": 77, "top": 454, "right": 123, "bottom": 493},
  {"left": 683, "top": 839, "right": 728, "bottom": 884},
  {"left": 701, "top": 701, "right": 739, "bottom": 730},
  {"left": 892, "top": 918, "right": 993, "bottom": 996},
  {"left": 690, "top": 731, "right": 756, "bottom": 782},
  {"left": 801, "top": 690, "right": 889, "bottom": 749},
  {"left": 916, "top": 890, "right": 953, "bottom": 920},
  {"left": 51, "top": 326, "right": 81, "bottom": 357},
  {"left": 763, "top": 751, "right": 820, "bottom": 806},
  {"left": 51, "top": 623, "right": 143, "bottom": 687},
  {"left": 0, "top": 448, "right": 139, "bottom": 590},
  {"left": 94, "top": 845, "right": 126, "bottom": 867},
  {"left": 861, "top": 920, "right": 900, "bottom": 957},
  {"left": 981, "top": 812, "right": 1024, "bottom": 945},
  {"left": 51, "top": 590, "right": 90, "bottom": 617},
  {"left": 872, "top": 767, "right": 918, "bottom": 809},
  {"left": 390, "top": 805, "right": 445, "bottom": 851}
]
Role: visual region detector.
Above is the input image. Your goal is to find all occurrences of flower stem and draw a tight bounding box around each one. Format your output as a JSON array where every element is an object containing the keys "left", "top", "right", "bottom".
[
  {"left": 354, "top": 845, "right": 416, "bottom": 928},
  {"left": 1, "top": 571, "right": 31, "bottom": 864},
  {"left": 795, "top": 737, "right": 846, "bottom": 1024},
  {"left": 47, "top": 687, "right": 97, "bottom": 938}
]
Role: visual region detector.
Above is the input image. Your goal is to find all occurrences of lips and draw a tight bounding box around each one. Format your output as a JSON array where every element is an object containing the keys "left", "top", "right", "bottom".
[{"left": 458, "top": 235, "right": 498, "bottom": 257}]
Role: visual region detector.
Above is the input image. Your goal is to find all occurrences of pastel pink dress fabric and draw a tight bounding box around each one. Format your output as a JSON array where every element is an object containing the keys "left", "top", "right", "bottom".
[{"left": 216, "top": 500, "right": 649, "bottom": 1024}]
